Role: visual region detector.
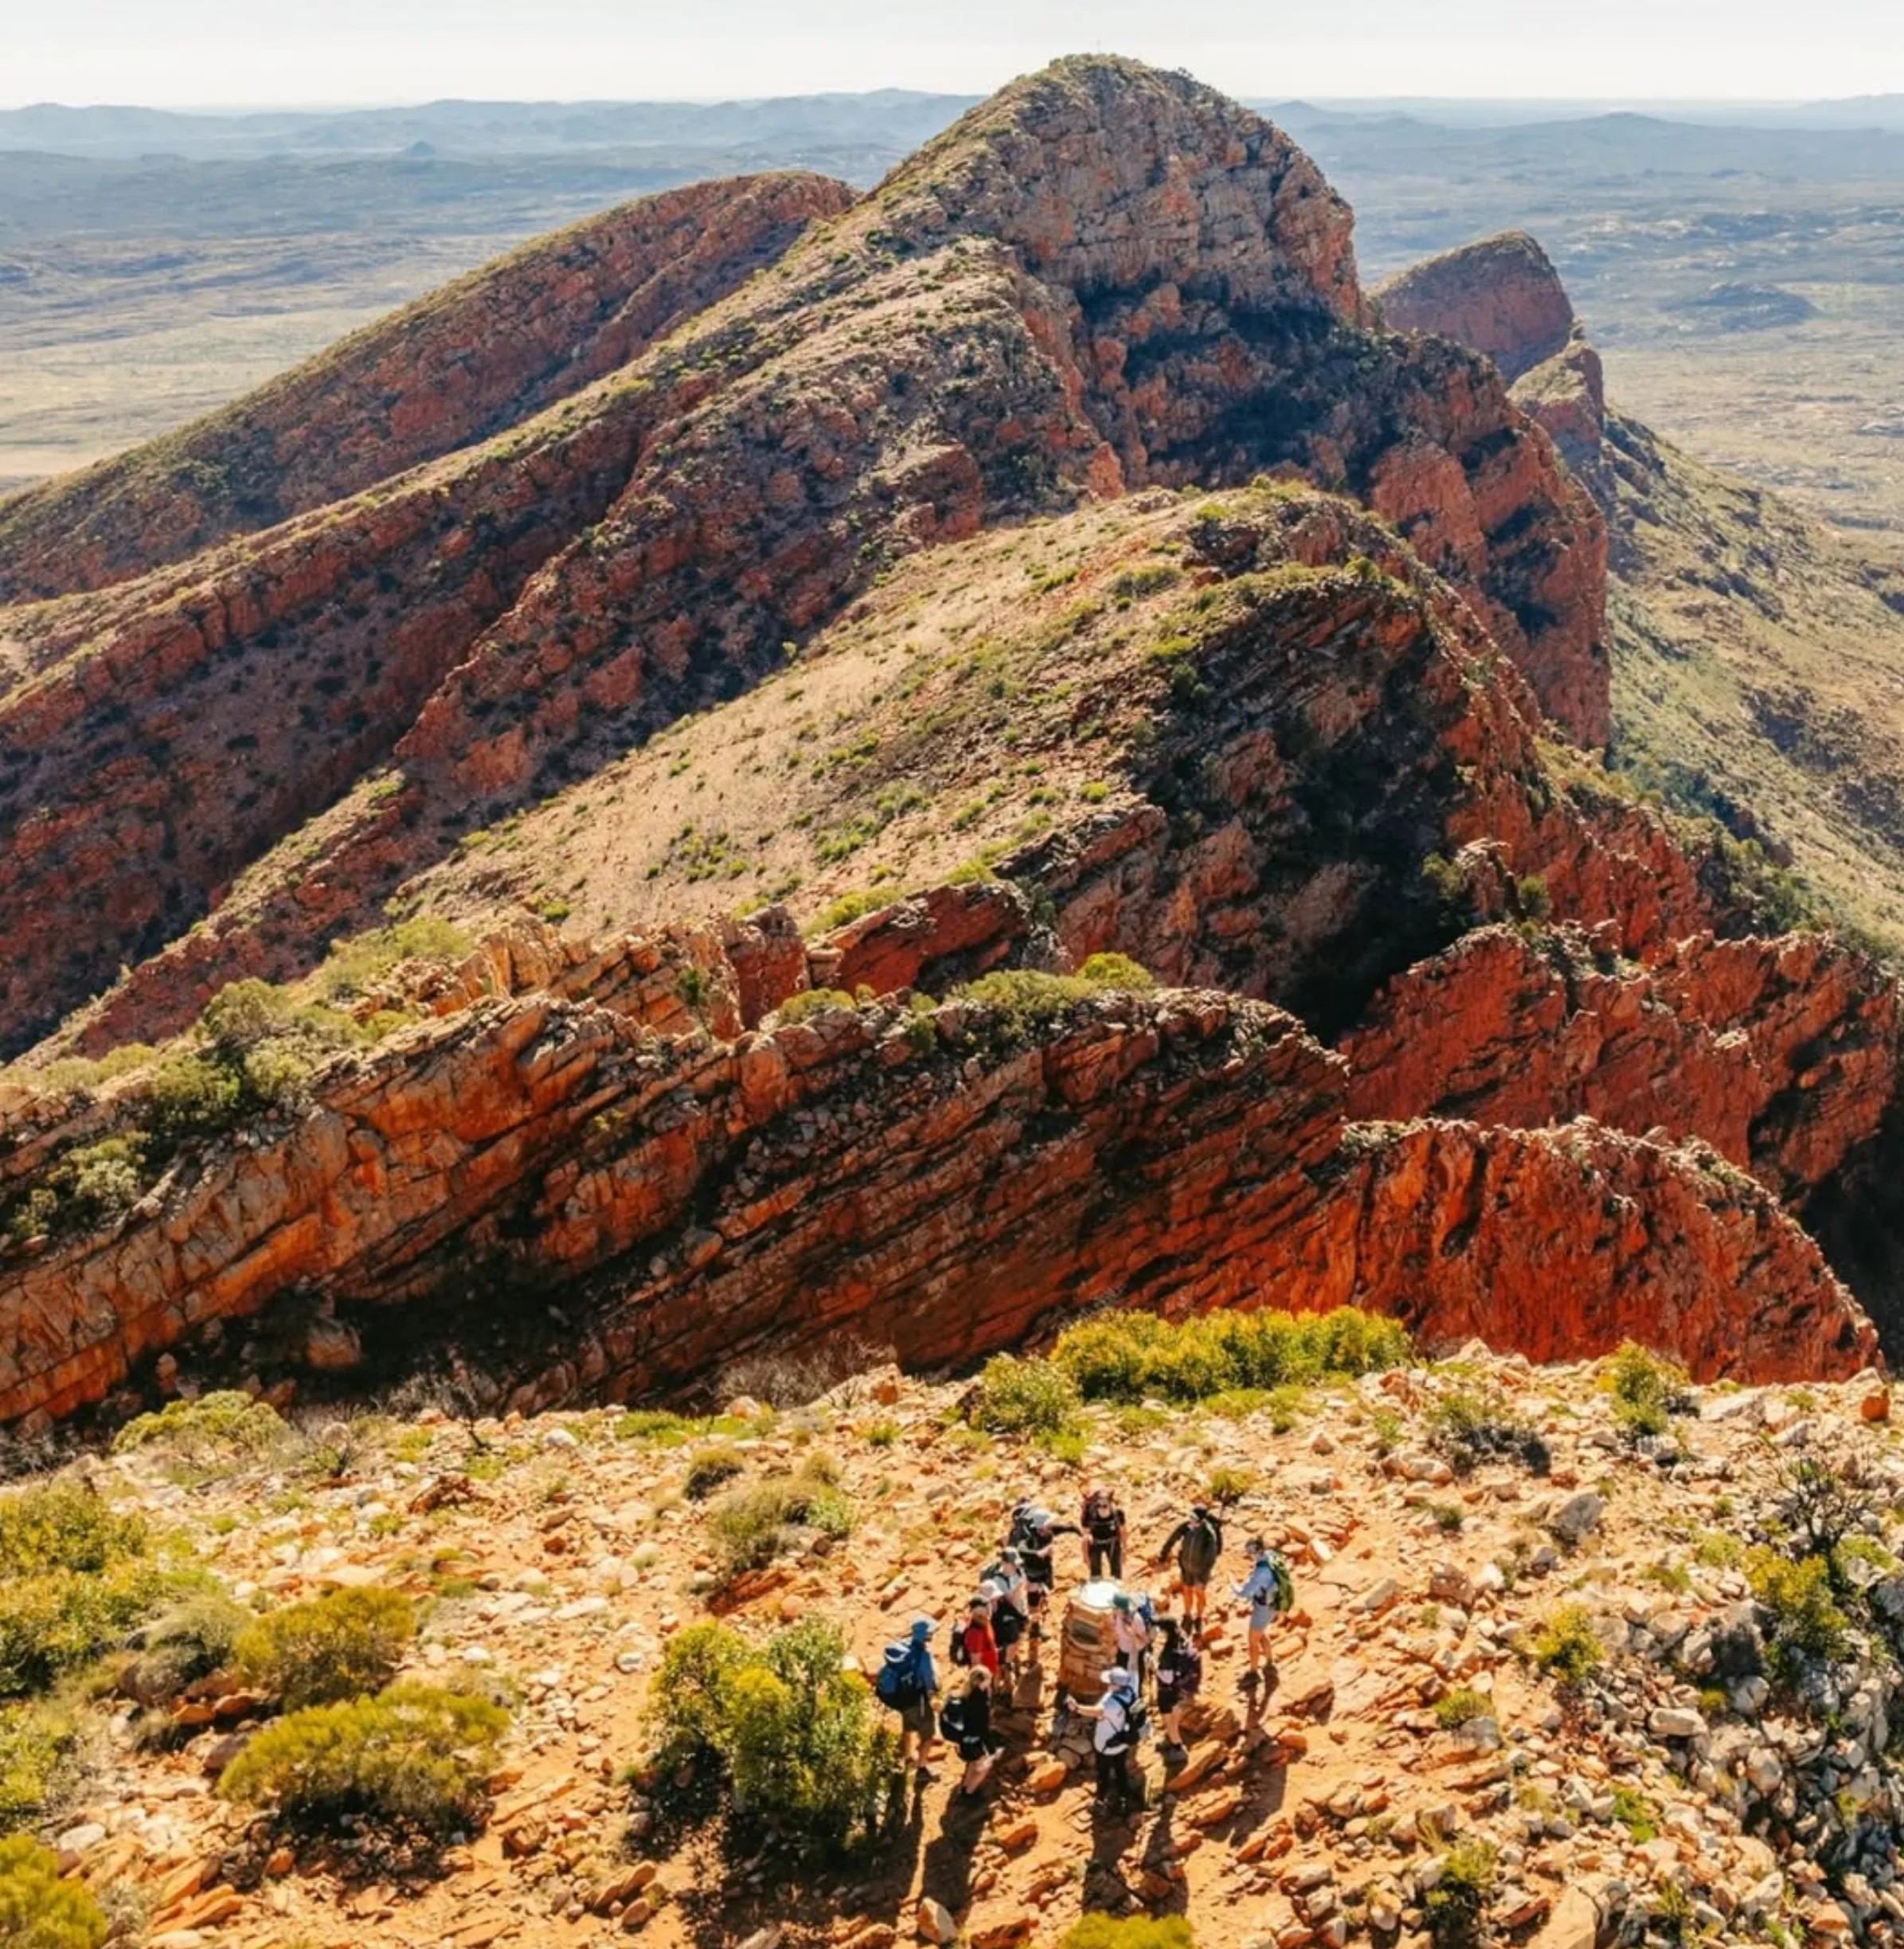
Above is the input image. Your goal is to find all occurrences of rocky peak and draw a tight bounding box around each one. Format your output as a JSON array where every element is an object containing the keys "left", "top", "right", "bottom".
[
  {"left": 883, "top": 57, "right": 1365, "bottom": 322},
  {"left": 1374, "top": 229, "right": 1577, "bottom": 382}
]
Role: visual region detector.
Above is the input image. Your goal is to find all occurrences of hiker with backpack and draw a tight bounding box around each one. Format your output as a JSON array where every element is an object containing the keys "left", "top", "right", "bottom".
[
  {"left": 1081, "top": 1485, "right": 1127, "bottom": 1580},
  {"left": 1076, "top": 1665, "right": 1145, "bottom": 1814},
  {"left": 876, "top": 1618, "right": 942, "bottom": 1778},
  {"left": 978, "top": 1554, "right": 1030, "bottom": 1673},
  {"left": 1152, "top": 1502, "right": 1224, "bottom": 1635},
  {"left": 1111, "top": 1591, "right": 1151, "bottom": 1692},
  {"left": 1009, "top": 1501, "right": 1078, "bottom": 1634},
  {"left": 1152, "top": 1613, "right": 1202, "bottom": 1762},
  {"left": 1237, "top": 1537, "right": 1295, "bottom": 1685},
  {"left": 940, "top": 1667, "right": 1003, "bottom": 1800},
  {"left": 952, "top": 1594, "right": 1000, "bottom": 1678}
]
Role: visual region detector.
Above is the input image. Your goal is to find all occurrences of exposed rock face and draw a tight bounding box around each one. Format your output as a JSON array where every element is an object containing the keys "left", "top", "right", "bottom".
[
  {"left": 0, "top": 929, "right": 1875, "bottom": 1427},
  {"left": 1375, "top": 232, "right": 1578, "bottom": 385},
  {"left": 1282, "top": 1119, "right": 1875, "bottom": 1384},
  {"left": 1343, "top": 925, "right": 1902, "bottom": 1199},
  {"left": 0, "top": 172, "right": 858, "bottom": 602},
  {"left": 0, "top": 58, "right": 1609, "bottom": 1059}
]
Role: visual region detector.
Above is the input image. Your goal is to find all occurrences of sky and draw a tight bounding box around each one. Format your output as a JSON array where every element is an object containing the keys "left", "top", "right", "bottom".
[{"left": 4, "top": 0, "right": 1899, "bottom": 109}]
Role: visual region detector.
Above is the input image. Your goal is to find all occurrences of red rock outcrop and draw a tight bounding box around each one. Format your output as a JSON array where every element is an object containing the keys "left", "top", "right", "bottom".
[
  {"left": 1279, "top": 1119, "right": 1875, "bottom": 1383},
  {"left": 0, "top": 172, "right": 858, "bottom": 602},
  {"left": 1375, "top": 231, "right": 1578, "bottom": 385},
  {"left": 0, "top": 935, "right": 1874, "bottom": 1427},
  {"left": 1342, "top": 925, "right": 1902, "bottom": 1198},
  {"left": 0, "top": 57, "right": 1610, "bottom": 1059}
]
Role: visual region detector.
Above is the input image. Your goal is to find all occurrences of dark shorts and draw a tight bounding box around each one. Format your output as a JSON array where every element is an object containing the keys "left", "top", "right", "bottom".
[
  {"left": 901, "top": 1698, "right": 935, "bottom": 1740},
  {"left": 1179, "top": 1571, "right": 1212, "bottom": 1590}
]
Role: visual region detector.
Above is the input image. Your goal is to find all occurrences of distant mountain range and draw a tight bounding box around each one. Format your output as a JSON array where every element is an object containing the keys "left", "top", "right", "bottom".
[{"left": 1, "top": 88, "right": 1902, "bottom": 163}]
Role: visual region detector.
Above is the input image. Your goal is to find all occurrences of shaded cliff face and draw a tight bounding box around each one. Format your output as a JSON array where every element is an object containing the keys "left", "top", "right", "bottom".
[
  {"left": 0, "top": 58, "right": 1609, "bottom": 1059},
  {"left": 0, "top": 921, "right": 1873, "bottom": 1429},
  {"left": 0, "top": 172, "right": 858, "bottom": 603}
]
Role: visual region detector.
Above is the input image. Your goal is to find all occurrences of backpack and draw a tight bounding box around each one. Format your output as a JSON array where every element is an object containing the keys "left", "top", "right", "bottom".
[
  {"left": 939, "top": 1693, "right": 968, "bottom": 1744},
  {"left": 1133, "top": 1592, "right": 1158, "bottom": 1630},
  {"left": 1011, "top": 1505, "right": 1054, "bottom": 1551},
  {"left": 950, "top": 1626, "right": 972, "bottom": 1668},
  {"left": 1266, "top": 1548, "right": 1296, "bottom": 1615},
  {"left": 1179, "top": 1516, "right": 1221, "bottom": 1581},
  {"left": 875, "top": 1643, "right": 921, "bottom": 1710}
]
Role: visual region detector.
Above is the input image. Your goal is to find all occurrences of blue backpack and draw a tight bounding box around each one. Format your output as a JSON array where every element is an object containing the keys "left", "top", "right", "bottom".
[{"left": 876, "top": 1642, "right": 922, "bottom": 1710}]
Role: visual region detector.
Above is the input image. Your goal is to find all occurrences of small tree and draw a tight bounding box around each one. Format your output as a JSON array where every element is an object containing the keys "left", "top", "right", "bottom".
[{"left": 644, "top": 1618, "right": 895, "bottom": 1852}]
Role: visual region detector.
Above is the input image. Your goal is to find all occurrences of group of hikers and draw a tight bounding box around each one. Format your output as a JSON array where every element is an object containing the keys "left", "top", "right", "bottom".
[{"left": 874, "top": 1489, "right": 1294, "bottom": 1815}]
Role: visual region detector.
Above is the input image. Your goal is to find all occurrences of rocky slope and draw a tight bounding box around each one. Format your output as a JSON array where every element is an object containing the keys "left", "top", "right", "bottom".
[
  {"left": 1370, "top": 226, "right": 1904, "bottom": 962},
  {"left": 0, "top": 171, "right": 858, "bottom": 602},
  {"left": 0, "top": 58, "right": 1610, "bottom": 1061},
  {"left": 18, "top": 1348, "right": 1904, "bottom": 1949}
]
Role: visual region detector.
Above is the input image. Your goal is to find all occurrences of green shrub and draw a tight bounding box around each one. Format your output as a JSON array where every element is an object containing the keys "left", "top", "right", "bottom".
[
  {"left": 233, "top": 1587, "right": 414, "bottom": 1709},
  {"left": 113, "top": 1391, "right": 287, "bottom": 1464},
  {"left": 706, "top": 1461, "right": 854, "bottom": 1576},
  {"left": 683, "top": 1445, "right": 748, "bottom": 1500},
  {"left": 776, "top": 988, "right": 857, "bottom": 1025},
  {"left": 316, "top": 919, "right": 475, "bottom": 1000},
  {"left": 1747, "top": 1550, "right": 1850, "bottom": 1678},
  {"left": 1433, "top": 1686, "right": 1492, "bottom": 1732},
  {"left": 1059, "top": 1918, "right": 1194, "bottom": 1949},
  {"left": 1529, "top": 1603, "right": 1604, "bottom": 1686},
  {"left": 2, "top": 1137, "right": 150, "bottom": 1244},
  {"left": 955, "top": 969, "right": 1098, "bottom": 1039},
  {"left": 1602, "top": 1341, "right": 1691, "bottom": 1439},
  {"left": 1424, "top": 1838, "right": 1496, "bottom": 1947},
  {"left": 0, "top": 1703, "right": 78, "bottom": 1834},
  {"left": 0, "top": 1834, "right": 107, "bottom": 1948},
  {"left": 646, "top": 1619, "right": 894, "bottom": 1852},
  {"left": 1426, "top": 1386, "right": 1548, "bottom": 1474},
  {"left": 0, "top": 1485, "right": 160, "bottom": 1700},
  {"left": 1609, "top": 1785, "right": 1660, "bottom": 1842},
  {"left": 811, "top": 891, "right": 886, "bottom": 934},
  {"left": 1206, "top": 1465, "right": 1256, "bottom": 1506},
  {"left": 217, "top": 1683, "right": 507, "bottom": 1840},
  {"left": 651, "top": 1622, "right": 753, "bottom": 1767},
  {"left": 142, "top": 1052, "right": 244, "bottom": 1140},
  {"left": 1074, "top": 953, "right": 1155, "bottom": 991},
  {"left": 1051, "top": 1307, "right": 1409, "bottom": 1406},
  {"left": 968, "top": 1355, "right": 1080, "bottom": 1436}
]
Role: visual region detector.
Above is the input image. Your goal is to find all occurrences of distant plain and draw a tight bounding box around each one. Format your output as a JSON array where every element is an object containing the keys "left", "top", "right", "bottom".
[{"left": 0, "top": 93, "right": 1898, "bottom": 530}]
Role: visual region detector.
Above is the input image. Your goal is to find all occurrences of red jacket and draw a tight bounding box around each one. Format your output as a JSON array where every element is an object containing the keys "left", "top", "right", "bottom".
[{"left": 959, "top": 1618, "right": 1000, "bottom": 1674}]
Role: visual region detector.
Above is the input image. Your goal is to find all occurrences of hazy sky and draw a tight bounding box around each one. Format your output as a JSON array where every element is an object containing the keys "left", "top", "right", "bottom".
[{"left": 6, "top": 0, "right": 1899, "bottom": 108}]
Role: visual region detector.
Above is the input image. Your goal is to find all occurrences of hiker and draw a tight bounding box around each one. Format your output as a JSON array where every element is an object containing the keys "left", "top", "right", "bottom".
[
  {"left": 1111, "top": 1590, "right": 1151, "bottom": 1691},
  {"left": 979, "top": 1556, "right": 1030, "bottom": 1675},
  {"left": 941, "top": 1666, "right": 1003, "bottom": 1800},
  {"left": 1236, "top": 1537, "right": 1294, "bottom": 1685},
  {"left": 1152, "top": 1612, "right": 1203, "bottom": 1760},
  {"left": 1081, "top": 1484, "right": 1127, "bottom": 1579},
  {"left": 1009, "top": 1501, "right": 1079, "bottom": 1633},
  {"left": 952, "top": 1593, "right": 1000, "bottom": 1678},
  {"left": 1153, "top": 1501, "right": 1224, "bottom": 1634},
  {"left": 1077, "top": 1664, "right": 1144, "bottom": 1813},
  {"left": 876, "top": 1618, "right": 941, "bottom": 1777}
]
